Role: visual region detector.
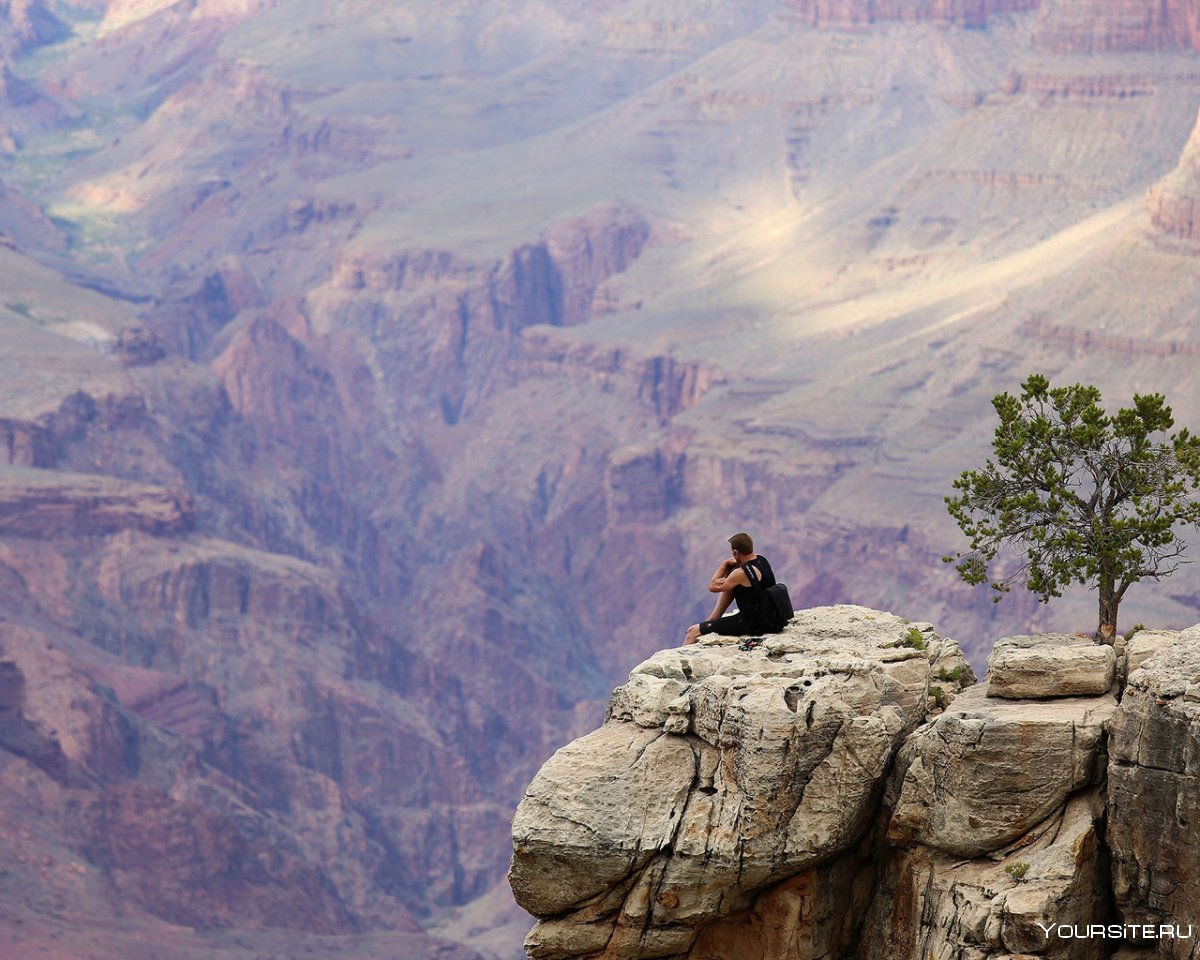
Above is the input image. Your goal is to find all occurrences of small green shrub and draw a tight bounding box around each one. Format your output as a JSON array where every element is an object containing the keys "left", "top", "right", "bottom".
[
  {"left": 1004, "top": 862, "right": 1030, "bottom": 882},
  {"left": 1122, "top": 624, "right": 1146, "bottom": 642},
  {"left": 929, "top": 685, "right": 946, "bottom": 708},
  {"left": 902, "top": 627, "right": 927, "bottom": 650},
  {"left": 935, "top": 665, "right": 965, "bottom": 683}
]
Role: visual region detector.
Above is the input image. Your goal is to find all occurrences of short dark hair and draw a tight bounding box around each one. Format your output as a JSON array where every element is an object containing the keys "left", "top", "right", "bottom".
[{"left": 729, "top": 532, "right": 753, "bottom": 554}]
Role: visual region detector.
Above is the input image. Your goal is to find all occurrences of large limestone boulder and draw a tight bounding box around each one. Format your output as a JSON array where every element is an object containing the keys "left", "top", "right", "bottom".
[
  {"left": 509, "top": 606, "right": 973, "bottom": 960},
  {"left": 863, "top": 788, "right": 1109, "bottom": 960},
  {"left": 1107, "top": 632, "right": 1200, "bottom": 960},
  {"left": 888, "top": 684, "right": 1117, "bottom": 857},
  {"left": 1125, "top": 628, "right": 1189, "bottom": 675},
  {"left": 987, "top": 634, "right": 1116, "bottom": 699}
]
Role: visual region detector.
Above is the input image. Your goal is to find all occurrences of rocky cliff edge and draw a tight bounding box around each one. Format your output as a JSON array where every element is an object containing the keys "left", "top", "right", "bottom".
[{"left": 509, "top": 605, "right": 1200, "bottom": 960}]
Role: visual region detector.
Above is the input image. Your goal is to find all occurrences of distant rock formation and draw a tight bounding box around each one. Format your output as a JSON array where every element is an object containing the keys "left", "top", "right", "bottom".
[
  {"left": 0, "top": 0, "right": 67, "bottom": 55},
  {"left": 1149, "top": 108, "right": 1200, "bottom": 244},
  {"left": 331, "top": 203, "right": 650, "bottom": 331},
  {"left": 509, "top": 608, "right": 1200, "bottom": 960},
  {"left": 0, "top": 181, "right": 66, "bottom": 249},
  {"left": 0, "top": 467, "right": 192, "bottom": 536},
  {"left": 1036, "top": 0, "right": 1200, "bottom": 53},
  {"left": 0, "top": 0, "right": 75, "bottom": 154},
  {"left": 785, "top": 0, "right": 1040, "bottom": 28},
  {"left": 788, "top": 0, "right": 1200, "bottom": 50}
]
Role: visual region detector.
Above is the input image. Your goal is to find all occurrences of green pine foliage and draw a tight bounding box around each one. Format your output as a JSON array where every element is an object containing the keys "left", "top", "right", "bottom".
[
  {"left": 945, "top": 374, "right": 1200, "bottom": 641},
  {"left": 1004, "top": 861, "right": 1030, "bottom": 882}
]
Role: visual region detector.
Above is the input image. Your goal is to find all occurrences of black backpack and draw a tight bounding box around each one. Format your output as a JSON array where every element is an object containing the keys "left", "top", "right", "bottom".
[{"left": 743, "top": 563, "right": 794, "bottom": 633}]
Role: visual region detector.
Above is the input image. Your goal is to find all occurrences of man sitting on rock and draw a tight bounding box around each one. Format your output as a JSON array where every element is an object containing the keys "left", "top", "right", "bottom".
[{"left": 684, "top": 532, "right": 778, "bottom": 644}]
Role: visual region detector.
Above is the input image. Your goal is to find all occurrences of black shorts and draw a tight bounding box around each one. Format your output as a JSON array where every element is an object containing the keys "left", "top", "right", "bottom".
[{"left": 698, "top": 613, "right": 758, "bottom": 637}]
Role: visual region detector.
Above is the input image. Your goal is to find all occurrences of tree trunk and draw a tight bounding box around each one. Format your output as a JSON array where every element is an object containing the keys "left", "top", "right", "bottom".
[{"left": 1097, "top": 575, "right": 1119, "bottom": 644}]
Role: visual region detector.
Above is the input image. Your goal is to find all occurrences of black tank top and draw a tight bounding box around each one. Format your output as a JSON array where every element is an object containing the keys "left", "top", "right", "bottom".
[{"left": 733, "top": 556, "right": 776, "bottom": 629}]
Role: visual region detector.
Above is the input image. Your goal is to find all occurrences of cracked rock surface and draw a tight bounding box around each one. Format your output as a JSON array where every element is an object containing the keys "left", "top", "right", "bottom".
[
  {"left": 864, "top": 788, "right": 1109, "bottom": 960},
  {"left": 887, "top": 684, "right": 1117, "bottom": 857},
  {"left": 1108, "top": 628, "right": 1200, "bottom": 960}
]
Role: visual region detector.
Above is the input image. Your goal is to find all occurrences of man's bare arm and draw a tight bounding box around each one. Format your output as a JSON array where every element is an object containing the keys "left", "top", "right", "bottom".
[
  {"left": 708, "top": 557, "right": 739, "bottom": 592},
  {"left": 709, "top": 564, "right": 750, "bottom": 594}
]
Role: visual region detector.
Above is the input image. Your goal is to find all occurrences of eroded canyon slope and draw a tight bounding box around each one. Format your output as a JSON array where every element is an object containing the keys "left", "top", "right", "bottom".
[{"left": 2, "top": 1, "right": 1200, "bottom": 958}]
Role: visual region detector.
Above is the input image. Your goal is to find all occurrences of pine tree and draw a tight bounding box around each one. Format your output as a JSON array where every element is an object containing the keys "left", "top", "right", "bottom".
[{"left": 945, "top": 374, "right": 1200, "bottom": 642}]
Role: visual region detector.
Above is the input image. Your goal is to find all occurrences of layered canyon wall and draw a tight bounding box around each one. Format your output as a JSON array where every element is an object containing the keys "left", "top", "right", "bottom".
[
  {"left": 0, "top": 186, "right": 678, "bottom": 959},
  {"left": 1036, "top": 0, "right": 1200, "bottom": 53},
  {"left": 1149, "top": 108, "right": 1200, "bottom": 241},
  {"left": 785, "top": 0, "right": 1040, "bottom": 28},
  {"left": 786, "top": 0, "right": 1200, "bottom": 50}
]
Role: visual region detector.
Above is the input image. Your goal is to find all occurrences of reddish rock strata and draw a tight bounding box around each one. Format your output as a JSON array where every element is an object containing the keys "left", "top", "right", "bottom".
[
  {"left": 785, "top": 0, "right": 1040, "bottom": 27},
  {"left": 1148, "top": 108, "right": 1200, "bottom": 242},
  {"left": 1036, "top": 0, "right": 1200, "bottom": 53}
]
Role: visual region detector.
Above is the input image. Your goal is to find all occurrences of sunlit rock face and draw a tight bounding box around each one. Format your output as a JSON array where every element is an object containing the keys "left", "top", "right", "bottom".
[
  {"left": 986, "top": 633, "right": 1117, "bottom": 698},
  {"left": 886, "top": 683, "right": 1116, "bottom": 857},
  {"left": 1148, "top": 108, "right": 1200, "bottom": 243}
]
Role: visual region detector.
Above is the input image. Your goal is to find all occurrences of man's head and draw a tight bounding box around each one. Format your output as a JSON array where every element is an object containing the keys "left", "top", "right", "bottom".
[{"left": 728, "top": 532, "right": 754, "bottom": 558}]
